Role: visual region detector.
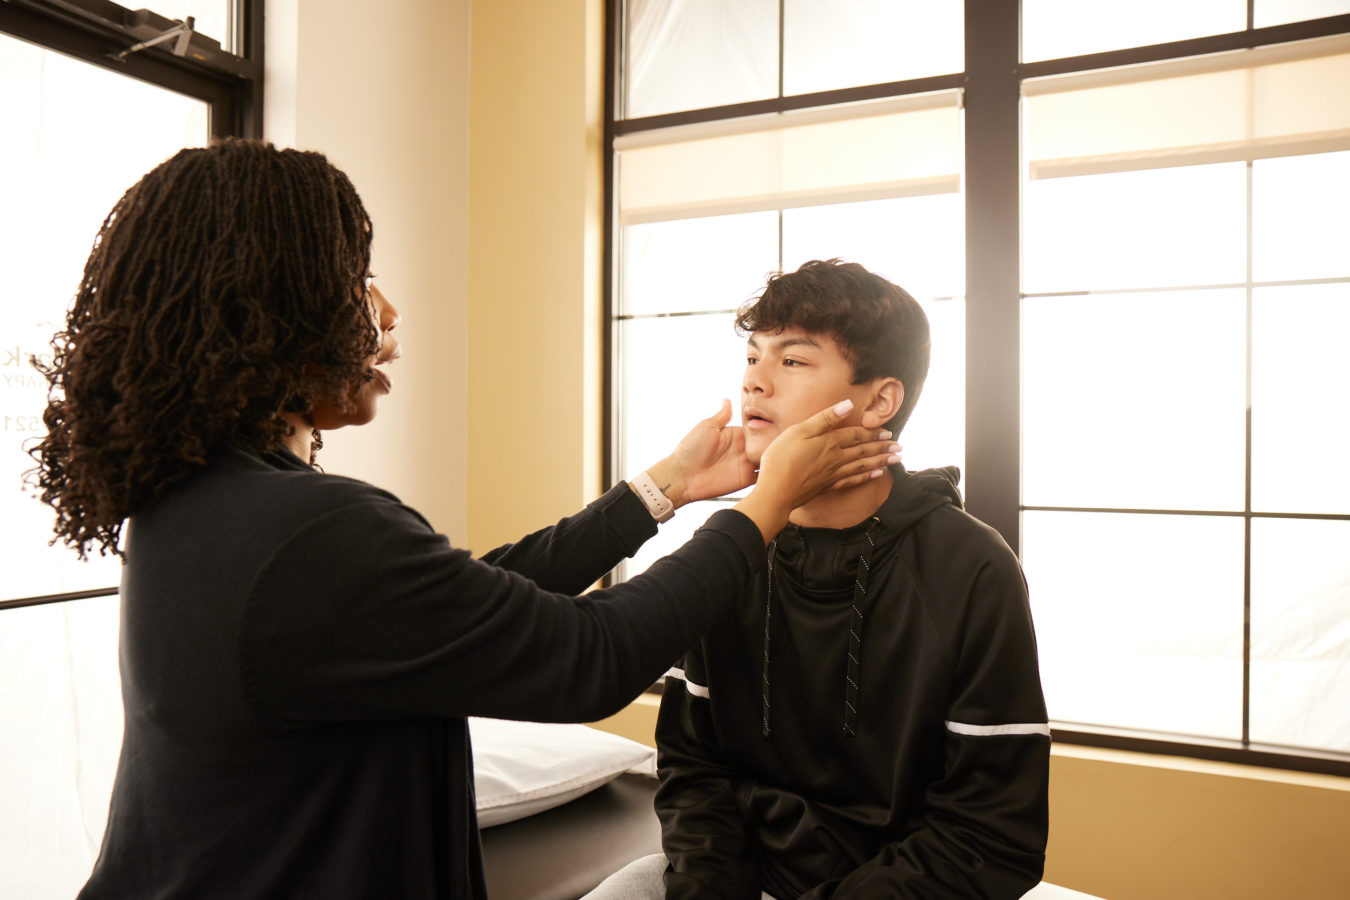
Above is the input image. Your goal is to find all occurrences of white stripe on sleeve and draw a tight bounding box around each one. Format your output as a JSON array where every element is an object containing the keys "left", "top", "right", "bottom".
[
  {"left": 664, "top": 667, "right": 710, "bottom": 699},
  {"left": 946, "top": 720, "right": 1051, "bottom": 737}
]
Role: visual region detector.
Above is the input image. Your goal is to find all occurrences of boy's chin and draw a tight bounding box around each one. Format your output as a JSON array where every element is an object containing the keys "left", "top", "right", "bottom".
[{"left": 744, "top": 441, "right": 767, "bottom": 468}]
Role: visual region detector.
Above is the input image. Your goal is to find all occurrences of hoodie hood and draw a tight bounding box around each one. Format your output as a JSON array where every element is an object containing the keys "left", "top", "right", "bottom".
[
  {"left": 771, "top": 465, "right": 962, "bottom": 592},
  {"left": 885, "top": 464, "right": 964, "bottom": 519},
  {"left": 761, "top": 465, "right": 963, "bottom": 738}
]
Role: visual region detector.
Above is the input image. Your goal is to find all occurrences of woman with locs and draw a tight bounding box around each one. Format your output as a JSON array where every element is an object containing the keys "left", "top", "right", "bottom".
[{"left": 29, "top": 139, "right": 900, "bottom": 899}]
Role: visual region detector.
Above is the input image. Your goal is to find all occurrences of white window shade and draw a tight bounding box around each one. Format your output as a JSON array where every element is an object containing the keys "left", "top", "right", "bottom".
[
  {"left": 624, "top": 0, "right": 778, "bottom": 119},
  {"left": 1025, "top": 34, "right": 1350, "bottom": 179},
  {"left": 616, "top": 91, "right": 962, "bottom": 225}
]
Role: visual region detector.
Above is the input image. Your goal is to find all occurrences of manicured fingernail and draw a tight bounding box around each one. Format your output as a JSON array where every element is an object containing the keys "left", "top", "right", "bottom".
[
  {"left": 878, "top": 430, "right": 893, "bottom": 440},
  {"left": 832, "top": 398, "right": 854, "bottom": 416},
  {"left": 889, "top": 444, "right": 902, "bottom": 453},
  {"left": 887, "top": 453, "right": 902, "bottom": 465},
  {"left": 869, "top": 468, "right": 883, "bottom": 479}
]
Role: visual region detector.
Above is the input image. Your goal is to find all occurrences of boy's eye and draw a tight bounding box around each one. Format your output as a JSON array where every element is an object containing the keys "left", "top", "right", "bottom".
[
  {"left": 783, "top": 357, "right": 805, "bottom": 367},
  {"left": 747, "top": 356, "right": 759, "bottom": 365}
]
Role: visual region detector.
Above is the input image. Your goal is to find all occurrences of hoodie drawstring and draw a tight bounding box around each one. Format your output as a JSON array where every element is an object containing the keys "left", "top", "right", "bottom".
[
  {"left": 844, "top": 519, "right": 880, "bottom": 737},
  {"left": 761, "top": 519, "right": 880, "bottom": 740},
  {"left": 761, "top": 539, "right": 777, "bottom": 738}
]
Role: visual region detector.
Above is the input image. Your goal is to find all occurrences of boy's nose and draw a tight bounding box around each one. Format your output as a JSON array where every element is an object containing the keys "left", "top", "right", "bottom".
[{"left": 742, "top": 367, "right": 769, "bottom": 395}]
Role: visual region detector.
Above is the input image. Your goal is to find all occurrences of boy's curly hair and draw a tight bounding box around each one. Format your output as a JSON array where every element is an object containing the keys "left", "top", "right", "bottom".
[
  {"left": 735, "top": 259, "right": 931, "bottom": 434},
  {"left": 29, "top": 139, "right": 377, "bottom": 560}
]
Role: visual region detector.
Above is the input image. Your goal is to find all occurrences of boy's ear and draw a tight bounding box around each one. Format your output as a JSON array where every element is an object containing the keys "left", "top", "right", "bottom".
[{"left": 860, "top": 378, "right": 904, "bottom": 429}]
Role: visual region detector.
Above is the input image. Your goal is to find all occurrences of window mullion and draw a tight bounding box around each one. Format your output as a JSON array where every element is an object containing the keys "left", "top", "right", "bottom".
[{"left": 963, "top": 0, "right": 1022, "bottom": 549}]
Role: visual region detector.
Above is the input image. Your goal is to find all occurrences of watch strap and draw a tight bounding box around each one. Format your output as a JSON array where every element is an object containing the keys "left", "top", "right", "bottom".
[{"left": 631, "top": 470, "right": 675, "bottom": 523}]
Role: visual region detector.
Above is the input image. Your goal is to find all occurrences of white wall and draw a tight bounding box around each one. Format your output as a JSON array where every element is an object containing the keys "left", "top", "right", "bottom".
[{"left": 264, "top": 0, "right": 471, "bottom": 543}]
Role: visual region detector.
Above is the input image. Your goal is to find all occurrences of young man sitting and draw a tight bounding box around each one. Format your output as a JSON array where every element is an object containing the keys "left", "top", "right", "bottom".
[{"left": 627, "top": 259, "right": 1050, "bottom": 899}]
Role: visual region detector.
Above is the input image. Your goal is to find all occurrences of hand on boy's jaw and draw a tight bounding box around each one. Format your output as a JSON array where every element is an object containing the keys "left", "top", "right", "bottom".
[
  {"left": 646, "top": 399, "right": 758, "bottom": 509},
  {"left": 647, "top": 398, "right": 900, "bottom": 520},
  {"left": 729, "top": 399, "right": 899, "bottom": 543}
]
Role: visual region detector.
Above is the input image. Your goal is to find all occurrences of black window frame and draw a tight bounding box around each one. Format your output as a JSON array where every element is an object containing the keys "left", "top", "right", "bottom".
[
  {"left": 0, "top": 0, "right": 264, "bottom": 613},
  {"left": 603, "top": 0, "right": 1350, "bottom": 778},
  {"left": 0, "top": 0, "right": 263, "bottom": 140}
]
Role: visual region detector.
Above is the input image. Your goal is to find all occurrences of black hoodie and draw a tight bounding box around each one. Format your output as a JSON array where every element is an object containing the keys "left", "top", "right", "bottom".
[{"left": 656, "top": 466, "right": 1050, "bottom": 899}]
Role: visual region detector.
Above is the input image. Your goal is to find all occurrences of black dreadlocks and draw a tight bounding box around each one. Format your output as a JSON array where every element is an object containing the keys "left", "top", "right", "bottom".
[{"left": 28, "top": 138, "right": 377, "bottom": 559}]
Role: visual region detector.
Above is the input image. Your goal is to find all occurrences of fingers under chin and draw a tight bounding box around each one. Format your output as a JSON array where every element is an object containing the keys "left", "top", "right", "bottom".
[{"left": 829, "top": 470, "right": 878, "bottom": 492}]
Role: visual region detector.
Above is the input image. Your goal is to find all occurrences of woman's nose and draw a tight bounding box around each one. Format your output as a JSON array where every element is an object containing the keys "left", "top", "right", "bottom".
[{"left": 372, "top": 285, "right": 401, "bottom": 332}]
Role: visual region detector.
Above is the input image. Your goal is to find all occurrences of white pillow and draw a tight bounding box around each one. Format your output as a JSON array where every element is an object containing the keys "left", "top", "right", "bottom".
[{"left": 469, "top": 718, "right": 656, "bottom": 828}]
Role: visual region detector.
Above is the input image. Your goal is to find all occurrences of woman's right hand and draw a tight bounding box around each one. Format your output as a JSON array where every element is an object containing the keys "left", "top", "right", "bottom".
[{"left": 732, "top": 399, "right": 900, "bottom": 544}]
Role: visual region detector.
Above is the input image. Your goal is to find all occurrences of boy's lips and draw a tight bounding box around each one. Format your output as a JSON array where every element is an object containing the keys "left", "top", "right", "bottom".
[{"left": 743, "top": 406, "right": 774, "bottom": 430}]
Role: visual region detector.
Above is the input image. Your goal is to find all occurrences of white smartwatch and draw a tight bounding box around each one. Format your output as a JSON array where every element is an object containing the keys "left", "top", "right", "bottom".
[{"left": 630, "top": 470, "right": 675, "bottom": 523}]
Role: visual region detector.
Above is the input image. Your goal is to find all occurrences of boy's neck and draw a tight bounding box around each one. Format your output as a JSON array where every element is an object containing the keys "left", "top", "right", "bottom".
[{"left": 788, "top": 468, "right": 894, "bottom": 530}]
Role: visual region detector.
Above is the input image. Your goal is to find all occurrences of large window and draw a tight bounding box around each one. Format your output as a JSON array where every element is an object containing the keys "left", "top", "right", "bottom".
[
  {"left": 0, "top": 3, "right": 260, "bottom": 894},
  {"left": 606, "top": 0, "right": 1350, "bottom": 774},
  {"left": 1021, "top": 35, "right": 1350, "bottom": 756}
]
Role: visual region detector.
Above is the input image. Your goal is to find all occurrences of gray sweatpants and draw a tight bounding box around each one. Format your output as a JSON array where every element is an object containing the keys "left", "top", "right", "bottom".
[{"left": 581, "top": 853, "right": 777, "bottom": 900}]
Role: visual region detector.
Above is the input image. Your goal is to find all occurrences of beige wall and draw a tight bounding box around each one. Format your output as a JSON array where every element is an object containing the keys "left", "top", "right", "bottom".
[
  {"left": 466, "top": 0, "right": 606, "bottom": 553},
  {"left": 265, "top": 0, "right": 471, "bottom": 543},
  {"left": 264, "top": 0, "right": 604, "bottom": 550},
  {"left": 1046, "top": 745, "right": 1350, "bottom": 900}
]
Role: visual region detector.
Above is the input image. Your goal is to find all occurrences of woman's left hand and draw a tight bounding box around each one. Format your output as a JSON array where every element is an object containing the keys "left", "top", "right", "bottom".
[{"left": 643, "top": 399, "right": 757, "bottom": 510}]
